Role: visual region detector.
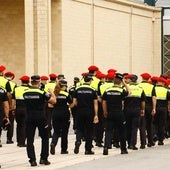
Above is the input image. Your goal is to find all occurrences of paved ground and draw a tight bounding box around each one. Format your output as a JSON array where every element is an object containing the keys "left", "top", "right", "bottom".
[{"left": 1, "top": 121, "right": 170, "bottom": 170}]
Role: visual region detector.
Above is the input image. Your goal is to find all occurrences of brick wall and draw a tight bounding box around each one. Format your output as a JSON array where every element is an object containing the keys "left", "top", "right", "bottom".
[
  {"left": 0, "top": 0, "right": 162, "bottom": 85},
  {"left": 61, "top": 0, "right": 161, "bottom": 84},
  {"left": 0, "top": 0, "right": 25, "bottom": 83}
]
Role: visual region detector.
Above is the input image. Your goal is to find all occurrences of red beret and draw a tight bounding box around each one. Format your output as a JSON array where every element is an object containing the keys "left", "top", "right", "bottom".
[
  {"left": 157, "top": 77, "right": 166, "bottom": 84},
  {"left": 107, "top": 69, "right": 117, "bottom": 74},
  {"left": 124, "top": 74, "right": 133, "bottom": 79},
  {"left": 88, "top": 65, "right": 99, "bottom": 71},
  {"left": 96, "top": 73, "right": 106, "bottom": 79},
  {"left": 106, "top": 72, "right": 115, "bottom": 79},
  {"left": 41, "top": 76, "right": 49, "bottom": 80},
  {"left": 167, "top": 80, "right": 170, "bottom": 86},
  {"left": 0, "top": 65, "right": 6, "bottom": 72},
  {"left": 4, "top": 71, "right": 15, "bottom": 79},
  {"left": 151, "top": 76, "right": 159, "bottom": 82},
  {"left": 19, "top": 75, "right": 30, "bottom": 81},
  {"left": 81, "top": 72, "right": 88, "bottom": 77},
  {"left": 49, "top": 73, "right": 57, "bottom": 79},
  {"left": 140, "top": 73, "right": 151, "bottom": 79}
]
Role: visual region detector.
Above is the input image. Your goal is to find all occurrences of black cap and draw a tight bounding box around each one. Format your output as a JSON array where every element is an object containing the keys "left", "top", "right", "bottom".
[
  {"left": 74, "top": 77, "right": 80, "bottom": 82},
  {"left": 59, "top": 80, "right": 67, "bottom": 86},
  {"left": 130, "top": 74, "right": 138, "bottom": 82},
  {"left": 115, "top": 73, "right": 123, "bottom": 80},
  {"left": 58, "top": 74, "right": 65, "bottom": 79},
  {"left": 31, "top": 75, "right": 40, "bottom": 82},
  {"left": 84, "top": 74, "right": 93, "bottom": 82}
]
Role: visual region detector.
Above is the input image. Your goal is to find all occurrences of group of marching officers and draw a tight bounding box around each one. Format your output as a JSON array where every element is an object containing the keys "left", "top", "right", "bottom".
[{"left": 0, "top": 64, "right": 170, "bottom": 167}]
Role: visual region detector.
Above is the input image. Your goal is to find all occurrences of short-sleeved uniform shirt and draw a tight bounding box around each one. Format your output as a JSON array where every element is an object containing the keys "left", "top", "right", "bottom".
[
  {"left": 0, "top": 87, "right": 8, "bottom": 126},
  {"left": 23, "top": 87, "right": 51, "bottom": 119},
  {"left": 102, "top": 86, "right": 128, "bottom": 113},
  {"left": 53, "top": 90, "right": 72, "bottom": 118},
  {"left": 74, "top": 84, "right": 97, "bottom": 114},
  {"left": 124, "top": 84, "right": 145, "bottom": 110},
  {"left": 138, "top": 81, "right": 156, "bottom": 105}
]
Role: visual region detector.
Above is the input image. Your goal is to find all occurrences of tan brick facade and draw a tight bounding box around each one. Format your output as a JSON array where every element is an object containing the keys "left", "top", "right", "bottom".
[{"left": 0, "top": 0, "right": 162, "bottom": 85}]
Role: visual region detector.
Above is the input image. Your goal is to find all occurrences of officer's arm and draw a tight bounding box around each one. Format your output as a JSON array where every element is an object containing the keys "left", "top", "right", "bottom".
[
  {"left": 3, "top": 101, "right": 10, "bottom": 124},
  {"left": 151, "top": 96, "right": 156, "bottom": 115},
  {"left": 93, "top": 99, "right": 99, "bottom": 124},
  {"left": 102, "top": 100, "right": 108, "bottom": 118},
  {"left": 47, "top": 90, "right": 56, "bottom": 105}
]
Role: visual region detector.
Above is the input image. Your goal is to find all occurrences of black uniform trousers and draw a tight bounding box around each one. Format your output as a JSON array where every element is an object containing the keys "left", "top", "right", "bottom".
[
  {"left": 76, "top": 109, "right": 94, "bottom": 152},
  {"left": 15, "top": 106, "right": 27, "bottom": 145},
  {"left": 6, "top": 110, "right": 15, "bottom": 141},
  {"left": 51, "top": 110, "right": 70, "bottom": 152},
  {"left": 154, "top": 106, "right": 167, "bottom": 142},
  {"left": 93, "top": 102, "right": 104, "bottom": 144},
  {"left": 125, "top": 108, "right": 140, "bottom": 147},
  {"left": 104, "top": 110, "right": 126, "bottom": 151},
  {"left": 26, "top": 114, "right": 49, "bottom": 161},
  {"left": 45, "top": 106, "right": 53, "bottom": 137},
  {"left": 145, "top": 105, "right": 154, "bottom": 144}
]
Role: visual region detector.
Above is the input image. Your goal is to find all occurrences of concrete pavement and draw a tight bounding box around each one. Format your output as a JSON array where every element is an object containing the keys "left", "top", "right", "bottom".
[{"left": 1, "top": 121, "right": 170, "bottom": 170}]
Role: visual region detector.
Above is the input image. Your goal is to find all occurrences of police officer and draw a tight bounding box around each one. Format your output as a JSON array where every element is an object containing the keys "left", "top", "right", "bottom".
[
  {"left": 40, "top": 75, "right": 49, "bottom": 91},
  {"left": 124, "top": 74, "right": 146, "bottom": 150},
  {"left": 69, "top": 77, "right": 80, "bottom": 133},
  {"left": 138, "top": 73, "right": 156, "bottom": 148},
  {"left": 0, "top": 85, "right": 10, "bottom": 169},
  {"left": 73, "top": 74, "right": 99, "bottom": 155},
  {"left": 50, "top": 80, "right": 73, "bottom": 155},
  {"left": 0, "top": 85, "right": 10, "bottom": 147},
  {"left": 94, "top": 72, "right": 106, "bottom": 147},
  {"left": 23, "top": 75, "right": 56, "bottom": 166},
  {"left": 154, "top": 77, "right": 170, "bottom": 145},
  {"left": 44, "top": 73, "right": 58, "bottom": 138},
  {"left": 4, "top": 71, "right": 17, "bottom": 144},
  {"left": 0, "top": 65, "right": 12, "bottom": 146},
  {"left": 13, "top": 75, "right": 30, "bottom": 147},
  {"left": 102, "top": 73, "right": 129, "bottom": 155}
]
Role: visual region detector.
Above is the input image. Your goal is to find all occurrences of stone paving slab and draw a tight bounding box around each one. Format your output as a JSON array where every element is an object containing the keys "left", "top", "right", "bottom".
[{"left": 1, "top": 132, "right": 170, "bottom": 170}]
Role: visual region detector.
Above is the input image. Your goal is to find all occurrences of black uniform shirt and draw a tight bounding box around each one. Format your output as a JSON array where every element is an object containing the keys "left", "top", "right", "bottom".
[
  {"left": 124, "top": 84, "right": 145, "bottom": 109},
  {"left": 0, "top": 87, "right": 8, "bottom": 112},
  {"left": 23, "top": 87, "right": 51, "bottom": 114},
  {"left": 54, "top": 90, "right": 72, "bottom": 109},
  {"left": 102, "top": 86, "right": 128, "bottom": 112},
  {"left": 74, "top": 84, "right": 97, "bottom": 110}
]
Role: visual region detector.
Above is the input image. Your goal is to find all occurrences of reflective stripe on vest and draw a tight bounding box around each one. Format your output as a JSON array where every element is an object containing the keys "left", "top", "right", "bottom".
[
  {"left": 128, "top": 84, "right": 143, "bottom": 98},
  {"left": 44, "top": 82, "right": 56, "bottom": 92},
  {"left": 0, "top": 76, "right": 8, "bottom": 89},
  {"left": 155, "top": 86, "right": 167, "bottom": 100},
  {"left": 15, "top": 86, "right": 29, "bottom": 100},
  {"left": 59, "top": 90, "right": 69, "bottom": 97},
  {"left": 138, "top": 82, "right": 153, "bottom": 97},
  {"left": 100, "top": 82, "right": 114, "bottom": 95},
  {"left": 105, "top": 86, "right": 123, "bottom": 93}
]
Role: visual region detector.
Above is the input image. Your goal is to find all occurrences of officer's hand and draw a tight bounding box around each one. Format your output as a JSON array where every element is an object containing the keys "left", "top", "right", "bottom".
[
  {"left": 151, "top": 109, "right": 156, "bottom": 116},
  {"left": 140, "top": 110, "right": 145, "bottom": 116},
  {"left": 93, "top": 115, "right": 99, "bottom": 124},
  {"left": 48, "top": 88, "right": 54, "bottom": 94},
  {"left": 103, "top": 112, "right": 108, "bottom": 118},
  {"left": 3, "top": 117, "right": 10, "bottom": 126}
]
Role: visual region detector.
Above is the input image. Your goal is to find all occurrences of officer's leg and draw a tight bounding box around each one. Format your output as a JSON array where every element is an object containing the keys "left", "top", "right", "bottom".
[
  {"left": 38, "top": 119, "right": 49, "bottom": 160},
  {"left": 130, "top": 116, "right": 139, "bottom": 148},
  {"left": 61, "top": 119, "right": 70, "bottom": 153},
  {"left": 26, "top": 120, "right": 36, "bottom": 161},
  {"left": 84, "top": 117, "right": 93, "bottom": 153},
  {"left": 6, "top": 111, "right": 14, "bottom": 143},
  {"left": 103, "top": 119, "right": 113, "bottom": 155},
  {"left": 139, "top": 115, "right": 146, "bottom": 148}
]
